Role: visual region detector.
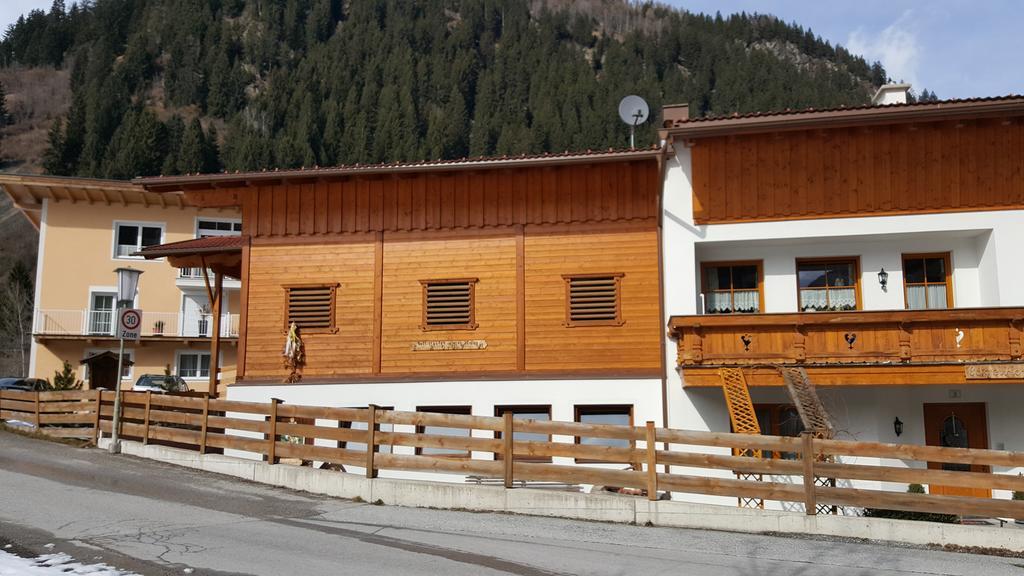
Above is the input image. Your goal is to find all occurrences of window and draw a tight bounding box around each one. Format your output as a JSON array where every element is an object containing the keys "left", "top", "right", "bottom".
[
  {"left": 421, "top": 279, "right": 477, "bottom": 330},
  {"left": 797, "top": 258, "right": 860, "bottom": 312},
  {"left": 495, "top": 405, "right": 552, "bottom": 462},
  {"left": 114, "top": 222, "right": 163, "bottom": 258},
  {"left": 563, "top": 273, "right": 624, "bottom": 327},
  {"left": 574, "top": 405, "right": 634, "bottom": 462},
  {"left": 284, "top": 284, "right": 338, "bottom": 332},
  {"left": 197, "top": 219, "right": 242, "bottom": 237},
  {"left": 702, "top": 262, "right": 763, "bottom": 314},
  {"left": 752, "top": 404, "right": 805, "bottom": 459},
  {"left": 88, "top": 293, "right": 116, "bottom": 335},
  {"left": 176, "top": 352, "right": 211, "bottom": 380},
  {"left": 339, "top": 407, "right": 393, "bottom": 455},
  {"left": 903, "top": 253, "right": 952, "bottom": 310},
  {"left": 416, "top": 406, "right": 472, "bottom": 458}
]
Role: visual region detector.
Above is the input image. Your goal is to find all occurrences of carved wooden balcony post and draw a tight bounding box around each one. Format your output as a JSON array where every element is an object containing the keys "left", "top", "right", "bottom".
[
  {"left": 898, "top": 322, "right": 912, "bottom": 363},
  {"left": 1009, "top": 319, "right": 1022, "bottom": 360},
  {"left": 793, "top": 324, "right": 807, "bottom": 363}
]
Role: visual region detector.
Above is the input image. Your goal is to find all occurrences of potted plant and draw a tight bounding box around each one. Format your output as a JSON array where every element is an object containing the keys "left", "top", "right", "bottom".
[{"left": 153, "top": 320, "right": 165, "bottom": 335}]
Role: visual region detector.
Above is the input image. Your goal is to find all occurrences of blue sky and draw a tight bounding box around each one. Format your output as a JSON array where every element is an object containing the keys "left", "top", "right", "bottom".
[{"left": 2, "top": 0, "right": 1021, "bottom": 99}]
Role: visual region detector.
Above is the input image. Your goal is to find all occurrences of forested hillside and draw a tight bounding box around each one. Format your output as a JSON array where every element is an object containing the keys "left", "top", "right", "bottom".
[{"left": 0, "top": 0, "right": 891, "bottom": 180}]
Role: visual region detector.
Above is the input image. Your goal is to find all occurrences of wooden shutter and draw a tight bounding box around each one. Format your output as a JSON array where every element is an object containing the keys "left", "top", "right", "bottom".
[
  {"left": 421, "top": 279, "right": 477, "bottom": 330},
  {"left": 564, "top": 274, "right": 624, "bottom": 327},
  {"left": 285, "top": 284, "right": 337, "bottom": 332}
]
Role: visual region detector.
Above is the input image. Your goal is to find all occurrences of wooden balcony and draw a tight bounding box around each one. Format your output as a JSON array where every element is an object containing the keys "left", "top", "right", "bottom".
[{"left": 668, "top": 308, "right": 1024, "bottom": 387}]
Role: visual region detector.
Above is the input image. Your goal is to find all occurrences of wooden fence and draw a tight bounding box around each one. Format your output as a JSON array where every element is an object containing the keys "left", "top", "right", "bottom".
[{"left": 2, "top": 389, "right": 1023, "bottom": 519}]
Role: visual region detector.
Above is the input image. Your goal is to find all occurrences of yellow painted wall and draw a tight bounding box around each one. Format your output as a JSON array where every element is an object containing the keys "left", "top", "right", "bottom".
[{"left": 33, "top": 197, "right": 241, "bottom": 388}]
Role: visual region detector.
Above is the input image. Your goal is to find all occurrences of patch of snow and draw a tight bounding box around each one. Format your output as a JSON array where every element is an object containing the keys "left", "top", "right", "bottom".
[{"left": 0, "top": 550, "right": 139, "bottom": 575}]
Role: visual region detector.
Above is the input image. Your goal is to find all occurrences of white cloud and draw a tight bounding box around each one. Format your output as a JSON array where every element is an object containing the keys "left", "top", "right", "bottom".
[{"left": 847, "top": 9, "right": 921, "bottom": 87}]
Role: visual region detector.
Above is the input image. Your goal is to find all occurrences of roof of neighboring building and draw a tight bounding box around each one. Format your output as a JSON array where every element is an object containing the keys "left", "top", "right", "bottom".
[
  {"left": 663, "top": 95, "right": 1024, "bottom": 138},
  {"left": 0, "top": 173, "right": 185, "bottom": 229},
  {"left": 135, "top": 235, "right": 246, "bottom": 259},
  {"left": 135, "top": 146, "right": 663, "bottom": 191}
]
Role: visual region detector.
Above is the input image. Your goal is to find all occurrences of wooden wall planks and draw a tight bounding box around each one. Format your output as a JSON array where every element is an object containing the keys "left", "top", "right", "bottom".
[
  {"left": 237, "top": 160, "right": 658, "bottom": 237},
  {"left": 690, "top": 118, "right": 1024, "bottom": 223}
]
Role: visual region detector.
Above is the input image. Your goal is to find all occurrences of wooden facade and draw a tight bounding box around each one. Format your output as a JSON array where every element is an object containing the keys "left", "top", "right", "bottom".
[
  {"left": 183, "top": 157, "right": 663, "bottom": 383},
  {"left": 669, "top": 308, "right": 1024, "bottom": 387},
  {"left": 689, "top": 117, "right": 1024, "bottom": 224}
]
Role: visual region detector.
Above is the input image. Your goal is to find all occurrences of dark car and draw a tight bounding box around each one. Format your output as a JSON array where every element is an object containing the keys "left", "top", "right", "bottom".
[
  {"left": 132, "top": 374, "right": 190, "bottom": 394},
  {"left": 0, "top": 378, "right": 48, "bottom": 391}
]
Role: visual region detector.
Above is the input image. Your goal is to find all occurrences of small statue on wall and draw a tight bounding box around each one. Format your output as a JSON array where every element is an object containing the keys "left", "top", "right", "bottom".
[{"left": 283, "top": 322, "right": 305, "bottom": 383}]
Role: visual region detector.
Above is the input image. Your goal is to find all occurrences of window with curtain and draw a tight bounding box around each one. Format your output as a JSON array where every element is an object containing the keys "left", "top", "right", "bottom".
[
  {"left": 702, "top": 262, "right": 761, "bottom": 314},
  {"left": 903, "top": 254, "right": 951, "bottom": 309},
  {"left": 797, "top": 259, "right": 859, "bottom": 312}
]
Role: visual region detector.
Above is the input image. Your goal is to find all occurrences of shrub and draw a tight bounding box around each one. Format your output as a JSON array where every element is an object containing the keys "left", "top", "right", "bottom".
[{"left": 44, "top": 360, "right": 83, "bottom": 390}]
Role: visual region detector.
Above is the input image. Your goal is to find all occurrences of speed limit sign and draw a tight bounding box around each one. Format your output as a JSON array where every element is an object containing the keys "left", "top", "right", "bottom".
[{"left": 118, "top": 309, "right": 143, "bottom": 341}]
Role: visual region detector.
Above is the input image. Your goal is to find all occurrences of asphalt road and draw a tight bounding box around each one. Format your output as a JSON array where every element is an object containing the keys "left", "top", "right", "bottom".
[{"left": 0, "top": 431, "right": 1020, "bottom": 576}]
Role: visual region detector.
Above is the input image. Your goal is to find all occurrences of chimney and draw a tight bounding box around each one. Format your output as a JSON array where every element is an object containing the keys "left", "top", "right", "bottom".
[
  {"left": 871, "top": 83, "right": 912, "bottom": 106},
  {"left": 661, "top": 103, "right": 689, "bottom": 128}
]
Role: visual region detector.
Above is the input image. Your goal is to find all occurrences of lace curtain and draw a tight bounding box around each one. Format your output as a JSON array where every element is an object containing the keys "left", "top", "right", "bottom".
[
  {"left": 906, "top": 285, "right": 948, "bottom": 309},
  {"left": 706, "top": 289, "right": 759, "bottom": 313},
  {"left": 800, "top": 287, "right": 856, "bottom": 311}
]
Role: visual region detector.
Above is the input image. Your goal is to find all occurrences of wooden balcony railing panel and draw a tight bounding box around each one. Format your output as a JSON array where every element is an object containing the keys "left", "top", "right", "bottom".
[
  {"left": 7, "top": 390, "right": 1024, "bottom": 520},
  {"left": 670, "top": 308, "right": 1024, "bottom": 369}
]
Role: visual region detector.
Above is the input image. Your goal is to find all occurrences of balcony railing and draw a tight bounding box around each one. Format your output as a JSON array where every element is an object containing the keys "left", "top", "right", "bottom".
[
  {"left": 669, "top": 307, "right": 1024, "bottom": 368},
  {"left": 34, "top": 309, "right": 240, "bottom": 338},
  {"left": 178, "top": 268, "right": 215, "bottom": 280}
]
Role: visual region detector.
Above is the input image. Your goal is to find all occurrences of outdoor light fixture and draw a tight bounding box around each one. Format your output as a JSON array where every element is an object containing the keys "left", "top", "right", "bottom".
[
  {"left": 893, "top": 417, "right": 903, "bottom": 437},
  {"left": 110, "top": 267, "right": 143, "bottom": 454},
  {"left": 877, "top": 268, "right": 889, "bottom": 292},
  {"left": 115, "top": 266, "right": 143, "bottom": 307}
]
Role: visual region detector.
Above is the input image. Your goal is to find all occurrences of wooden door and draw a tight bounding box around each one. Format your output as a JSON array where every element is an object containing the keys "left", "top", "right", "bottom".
[
  {"left": 88, "top": 359, "right": 117, "bottom": 391},
  {"left": 923, "top": 403, "right": 990, "bottom": 498}
]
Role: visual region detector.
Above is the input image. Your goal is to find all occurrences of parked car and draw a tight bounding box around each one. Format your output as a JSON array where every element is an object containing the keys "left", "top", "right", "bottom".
[
  {"left": 132, "top": 374, "right": 190, "bottom": 394},
  {"left": 0, "top": 378, "right": 48, "bottom": 391}
]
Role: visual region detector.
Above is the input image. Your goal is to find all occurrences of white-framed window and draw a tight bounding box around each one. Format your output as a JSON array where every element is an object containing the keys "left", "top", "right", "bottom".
[
  {"left": 113, "top": 221, "right": 164, "bottom": 259},
  {"left": 176, "top": 351, "right": 211, "bottom": 380},
  {"left": 88, "top": 291, "right": 117, "bottom": 335},
  {"left": 196, "top": 218, "right": 242, "bottom": 238},
  {"left": 82, "top": 349, "right": 134, "bottom": 381}
]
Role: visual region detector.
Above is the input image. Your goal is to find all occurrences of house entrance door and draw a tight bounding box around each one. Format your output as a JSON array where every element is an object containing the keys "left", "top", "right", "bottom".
[{"left": 922, "top": 402, "right": 991, "bottom": 498}]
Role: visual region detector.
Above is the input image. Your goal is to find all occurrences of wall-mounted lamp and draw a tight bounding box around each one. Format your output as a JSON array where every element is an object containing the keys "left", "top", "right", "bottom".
[
  {"left": 893, "top": 417, "right": 903, "bottom": 437},
  {"left": 877, "top": 268, "right": 889, "bottom": 292}
]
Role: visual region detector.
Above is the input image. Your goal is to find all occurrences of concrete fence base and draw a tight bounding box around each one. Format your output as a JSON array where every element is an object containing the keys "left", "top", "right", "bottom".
[{"left": 98, "top": 438, "right": 1024, "bottom": 553}]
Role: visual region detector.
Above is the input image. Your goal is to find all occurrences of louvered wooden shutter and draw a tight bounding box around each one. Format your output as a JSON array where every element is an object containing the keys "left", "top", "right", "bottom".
[
  {"left": 564, "top": 274, "right": 623, "bottom": 326},
  {"left": 421, "top": 279, "right": 477, "bottom": 330},
  {"left": 285, "top": 285, "right": 336, "bottom": 331}
]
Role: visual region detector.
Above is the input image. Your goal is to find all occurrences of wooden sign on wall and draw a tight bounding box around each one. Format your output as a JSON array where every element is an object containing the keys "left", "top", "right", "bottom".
[
  {"left": 411, "top": 340, "right": 489, "bottom": 351},
  {"left": 965, "top": 364, "right": 1024, "bottom": 379}
]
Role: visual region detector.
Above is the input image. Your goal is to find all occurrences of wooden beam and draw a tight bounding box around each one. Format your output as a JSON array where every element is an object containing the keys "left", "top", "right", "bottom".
[{"left": 208, "top": 271, "right": 223, "bottom": 397}]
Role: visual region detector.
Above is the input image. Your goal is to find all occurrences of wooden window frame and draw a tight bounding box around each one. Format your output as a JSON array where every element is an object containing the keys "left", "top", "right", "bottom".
[
  {"left": 795, "top": 256, "right": 862, "bottom": 312},
  {"left": 494, "top": 405, "right": 553, "bottom": 462},
  {"left": 415, "top": 405, "right": 473, "bottom": 459},
  {"left": 901, "top": 252, "right": 954, "bottom": 310},
  {"left": 700, "top": 260, "right": 765, "bottom": 314},
  {"left": 420, "top": 278, "right": 478, "bottom": 331},
  {"left": 573, "top": 404, "right": 634, "bottom": 463},
  {"left": 562, "top": 273, "right": 625, "bottom": 327},
  {"left": 282, "top": 283, "right": 339, "bottom": 334}
]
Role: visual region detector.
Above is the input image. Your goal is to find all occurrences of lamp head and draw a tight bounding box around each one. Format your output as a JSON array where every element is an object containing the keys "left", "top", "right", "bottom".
[{"left": 114, "top": 267, "right": 143, "bottom": 306}]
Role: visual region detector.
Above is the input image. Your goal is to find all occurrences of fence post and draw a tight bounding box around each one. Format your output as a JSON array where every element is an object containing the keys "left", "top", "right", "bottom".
[
  {"left": 34, "top": 391, "right": 41, "bottom": 429},
  {"left": 365, "top": 405, "right": 378, "bottom": 479},
  {"left": 92, "top": 389, "right": 102, "bottom": 445},
  {"left": 142, "top": 391, "right": 152, "bottom": 445},
  {"left": 199, "top": 394, "right": 210, "bottom": 454},
  {"left": 646, "top": 421, "right": 658, "bottom": 501},
  {"left": 801, "top": 432, "right": 816, "bottom": 516},
  {"left": 503, "top": 412, "right": 514, "bottom": 488},
  {"left": 267, "top": 398, "right": 279, "bottom": 464}
]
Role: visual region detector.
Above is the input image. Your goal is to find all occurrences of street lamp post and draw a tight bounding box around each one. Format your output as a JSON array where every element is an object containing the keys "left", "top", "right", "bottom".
[{"left": 109, "top": 267, "right": 142, "bottom": 454}]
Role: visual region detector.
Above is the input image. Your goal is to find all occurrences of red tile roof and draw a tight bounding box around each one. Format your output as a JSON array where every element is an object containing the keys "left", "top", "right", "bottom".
[
  {"left": 135, "top": 235, "right": 246, "bottom": 258},
  {"left": 134, "top": 146, "right": 663, "bottom": 190}
]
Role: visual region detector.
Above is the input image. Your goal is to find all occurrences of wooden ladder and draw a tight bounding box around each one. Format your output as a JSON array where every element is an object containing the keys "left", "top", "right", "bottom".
[
  {"left": 776, "top": 366, "right": 834, "bottom": 439},
  {"left": 718, "top": 367, "right": 764, "bottom": 509}
]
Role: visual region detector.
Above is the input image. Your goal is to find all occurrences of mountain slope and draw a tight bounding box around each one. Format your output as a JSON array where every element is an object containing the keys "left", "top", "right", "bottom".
[{"left": 0, "top": 0, "right": 887, "bottom": 179}]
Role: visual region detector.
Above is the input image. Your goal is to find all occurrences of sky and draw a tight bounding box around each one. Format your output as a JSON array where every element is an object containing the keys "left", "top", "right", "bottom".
[{"left": 1, "top": 0, "right": 1021, "bottom": 99}]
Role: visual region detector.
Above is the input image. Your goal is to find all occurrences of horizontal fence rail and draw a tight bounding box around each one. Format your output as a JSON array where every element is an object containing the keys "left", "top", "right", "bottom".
[{"left": 3, "top": 390, "right": 1023, "bottom": 520}]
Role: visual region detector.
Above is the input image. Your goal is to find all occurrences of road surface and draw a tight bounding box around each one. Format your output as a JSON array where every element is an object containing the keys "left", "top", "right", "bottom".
[{"left": 0, "top": 430, "right": 1019, "bottom": 576}]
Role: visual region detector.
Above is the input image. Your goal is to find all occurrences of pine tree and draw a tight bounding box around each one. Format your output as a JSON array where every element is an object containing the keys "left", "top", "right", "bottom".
[{"left": 177, "top": 117, "right": 207, "bottom": 174}]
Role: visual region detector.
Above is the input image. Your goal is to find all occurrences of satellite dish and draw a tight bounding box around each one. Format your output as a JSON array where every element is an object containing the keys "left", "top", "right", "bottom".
[{"left": 617, "top": 95, "right": 649, "bottom": 148}]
